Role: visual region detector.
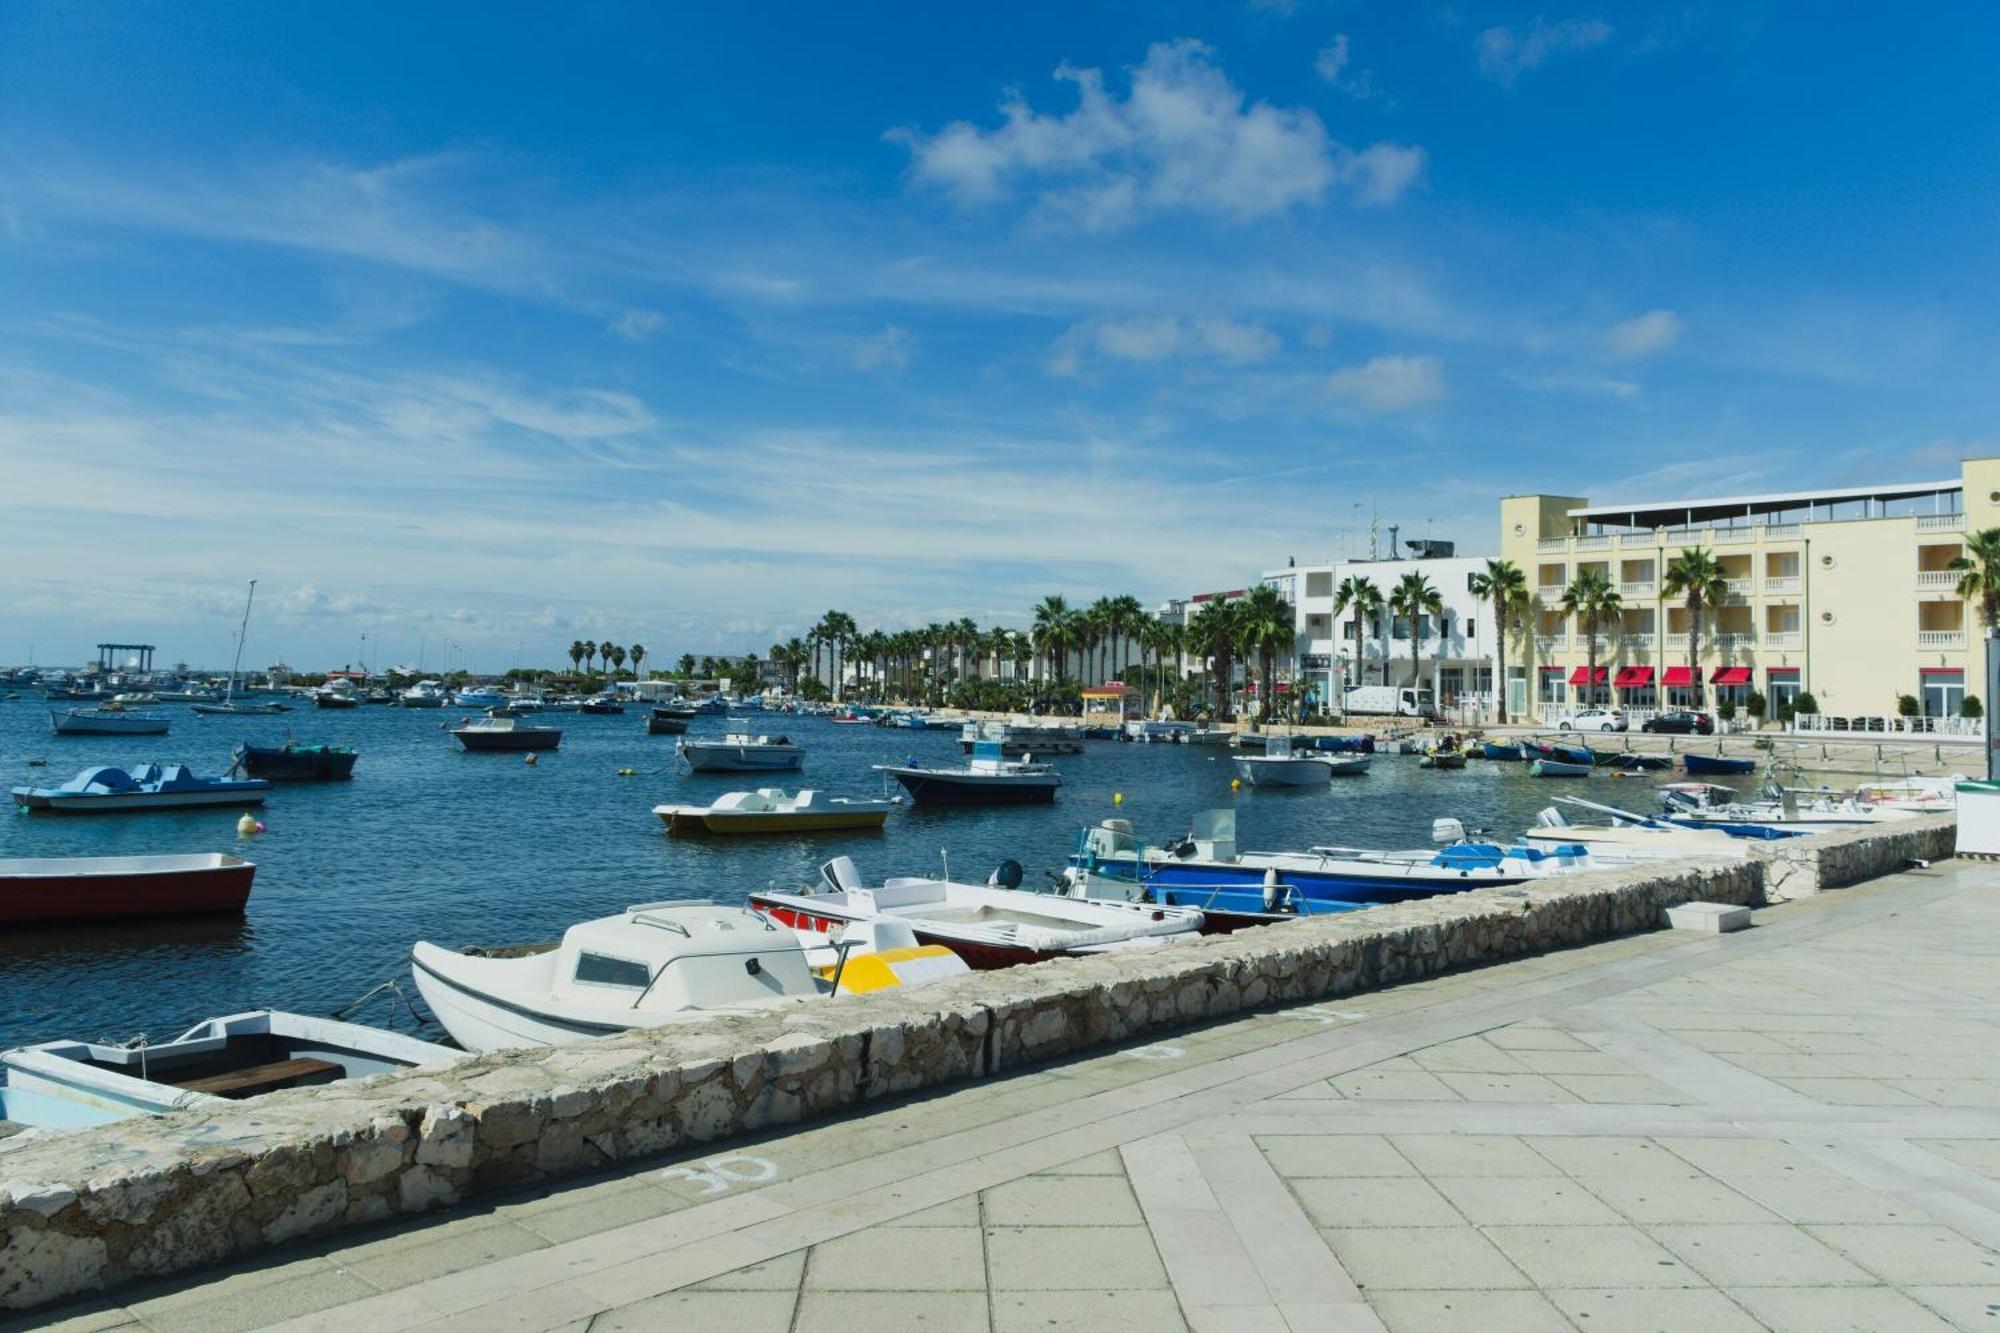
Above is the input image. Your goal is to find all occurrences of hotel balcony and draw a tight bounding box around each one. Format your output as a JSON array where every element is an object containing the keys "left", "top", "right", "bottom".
[
  {"left": 1622, "top": 632, "right": 1655, "bottom": 649},
  {"left": 1665, "top": 633, "right": 1688, "bottom": 650},
  {"left": 1764, "top": 576, "right": 1801, "bottom": 595},
  {"left": 1917, "top": 513, "right": 1967, "bottom": 532},
  {"left": 1531, "top": 523, "right": 1809, "bottom": 556},
  {"left": 1620, "top": 581, "right": 1656, "bottom": 599},
  {"left": 1918, "top": 630, "right": 1967, "bottom": 649},
  {"left": 1917, "top": 570, "right": 1961, "bottom": 591},
  {"left": 1764, "top": 632, "right": 1803, "bottom": 650},
  {"left": 1723, "top": 579, "right": 1753, "bottom": 599},
  {"left": 1712, "top": 632, "right": 1757, "bottom": 650},
  {"left": 1535, "top": 634, "right": 1567, "bottom": 652}
]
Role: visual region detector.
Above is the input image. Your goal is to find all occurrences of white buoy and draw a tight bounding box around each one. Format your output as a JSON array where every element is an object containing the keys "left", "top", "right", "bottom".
[
  {"left": 1262, "top": 867, "right": 1281, "bottom": 912},
  {"left": 236, "top": 812, "right": 262, "bottom": 837}
]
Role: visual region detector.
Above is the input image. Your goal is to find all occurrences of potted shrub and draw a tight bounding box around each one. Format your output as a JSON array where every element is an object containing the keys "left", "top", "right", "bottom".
[
  {"left": 1964, "top": 695, "right": 1985, "bottom": 720},
  {"left": 1897, "top": 693, "right": 1921, "bottom": 719},
  {"left": 1717, "top": 697, "right": 1738, "bottom": 732},
  {"left": 1745, "top": 690, "right": 1767, "bottom": 730}
]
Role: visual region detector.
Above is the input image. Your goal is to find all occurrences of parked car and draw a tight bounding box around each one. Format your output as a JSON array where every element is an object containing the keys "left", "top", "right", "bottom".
[
  {"left": 1643, "top": 710, "right": 1715, "bottom": 735},
  {"left": 1556, "top": 707, "right": 1627, "bottom": 732}
]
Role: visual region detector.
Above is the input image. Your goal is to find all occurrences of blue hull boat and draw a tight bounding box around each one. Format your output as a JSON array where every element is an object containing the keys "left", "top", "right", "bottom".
[
  {"left": 234, "top": 741, "right": 358, "bottom": 781},
  {"left": 12, "top": 764, "right": 271, "bottom": 814},
  {"left": 1683, "top": 753, "right": 1757, "bottom": 776},
  {"left": 1481, "top": 742, "right": 1525, "bottom": 761}
]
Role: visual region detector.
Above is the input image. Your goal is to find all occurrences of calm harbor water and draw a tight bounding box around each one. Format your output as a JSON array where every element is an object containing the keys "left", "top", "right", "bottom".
[{"left": 0, "top": 700, "right": 1604, "bottom": 1048}]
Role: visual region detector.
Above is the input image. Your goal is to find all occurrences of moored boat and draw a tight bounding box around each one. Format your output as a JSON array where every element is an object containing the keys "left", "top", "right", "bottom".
[
  {"left": 679, "top": 728, "right": 805, "bottom": 773},
  {"left": 0, "top": 852, "right": 256, "bottom": 924},
  {"left": 874, "top": 740, "right": 1061, "bottom": 806},
  {"left": 1234, "top": 736, "right": 1365, "bottom": 786},
  {"left": 399, "top": 680, "right": 448, "bottom": 708},
  {"left": 1481, "top": 741, "right": 1526, "bottom": 761},
  {"left": 50, "top": 706, "right": 170, "bottom": 736},
  {"left": 314, "top": 679, "right": 361, "bottom": 709},
  {"left": 452, "top": 686, "right": 507, "bottom": 709},
  {"left": 1529, "top": 758, "right": 1593, "bottom": 778},
  {"left": 1683, "top": 752, "right": 1757, "bottom": 776},
  {"left": 961, "top": 719, "right": 1085, "bottom": 756},
  {"left": 1, "top": 1011, "right": 458, "bottom": 1129},
  {"left": 751, "top": 856, "right": 1203, "bottom": 969},
  {"left": 452, "top": 717, "right": 562, "bottom": 751},
  {"left": 646, "top": 707, "right": 689, "bottom": 735},
  {"left": 233, "top": 740, "right": 358, "bottom": 781},
  {"left": 577, "top": 694, "right": 626, "bottom": 715},
  {"left": 654, "top": 788, "right": 895, "bottom": 835},
  {"left": 12, "top": 764, "right": 271, "bottom": 813}
]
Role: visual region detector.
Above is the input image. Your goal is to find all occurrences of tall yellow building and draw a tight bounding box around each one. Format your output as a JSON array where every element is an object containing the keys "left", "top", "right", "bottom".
[{"left": 1497, "top": 458, "right": 2000, "bottom": 723}]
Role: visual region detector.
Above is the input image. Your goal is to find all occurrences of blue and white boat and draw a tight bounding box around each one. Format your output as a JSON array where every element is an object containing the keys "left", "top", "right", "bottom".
[
  {"left": 12, "top": 764, "right": 271, "bottom": 814},
  {"left": 50, "top": 706, "right": 170, "bottom": 736},
  {"left": 452, "top": 686, "right": 508, "bottom": 710},
  {"left": 1064, "top": 809, "right": 1598, "bottom": 926}
]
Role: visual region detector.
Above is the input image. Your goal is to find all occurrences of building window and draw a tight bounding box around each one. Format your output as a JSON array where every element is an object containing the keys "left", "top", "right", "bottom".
[
  {"left": 574, "top": 952, "right": 652, "bottom": 988},
  {"left": 1767, "top": 674, "right": 1801, "bottom": 716},
  {"left": 1923, "top": 672, "right": 1966, "bottom": 717}
]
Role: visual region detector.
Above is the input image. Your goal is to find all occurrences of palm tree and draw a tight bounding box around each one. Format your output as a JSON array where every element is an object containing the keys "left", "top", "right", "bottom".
[
  {"left": 1390, "top": 573, "right": 1444, "bottom": 699},
  {"left": 1560, "top": 570, "right": 1623, "bottom": 708},
  {"left": 1234, "top": 584, "right": 1295, "bottom": 722},
  {"left": 1950, "top": 528, "right": 2000, "bottom": 630},
  {"left": 677, "top": 652, "right": 695, "bottom": 678},
  {"left": 1032, "top": 595, "right": 1071, "bottom": 686},
  {"left": 1468, "top": 559, "right": 1528, "bottom": 723},
  {"left": 1105, "top": 594, "right": 1144, "bottom": 682},
  {"left": 580, "top": 640, "right": 598, "bottom": 675},
  {"left": 1186, "top": 598, "right": 1239, "bottom": 717},
  {"left": 1663, "top": 547, "right": 1729, "bottom": 706},
  {"left": 1331, "top": 576, "right": 1383, "bottom": 694},
  {"left": 568, "top": 640, "right": 586, "bottom": 674},
  {"left": 608, "top": 644, "right": 627, "bottom": 677},
  {"left": 629, "top": 643, "right": 646, "bottom": 679}
]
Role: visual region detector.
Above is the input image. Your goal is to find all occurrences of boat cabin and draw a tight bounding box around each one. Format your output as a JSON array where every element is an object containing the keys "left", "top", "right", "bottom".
[{"left": 549, "top": 902, "right": 819, "bottom": 1014}]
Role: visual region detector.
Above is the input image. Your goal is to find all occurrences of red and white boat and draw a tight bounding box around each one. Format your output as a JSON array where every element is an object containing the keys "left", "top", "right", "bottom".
[
  {"left": 0, "top": 852, "right": 256, "bottom": 925},
  {"left": 751, "top": 856, "right": 1203, "bottom": 969}
]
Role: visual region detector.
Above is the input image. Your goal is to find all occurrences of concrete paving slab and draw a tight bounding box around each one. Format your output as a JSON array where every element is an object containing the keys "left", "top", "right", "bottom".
[
  {"left": 804, "top": 1227, "right": 984, "bottom": 1291},
  {"left": 990, "top": 1289, "right": 1187, "bottom": 1333},
  {"left": 1365, "top": 1288, "right": 1572, "bottom": 1332},
  {"left": 983, "top": 1174, "right": 1143, "bottom": 1227},
  {"left": 1525, "top": 1134, "right": 1698, "bottom": 1177},
  {"left": 331, "top": 1218, "right": 550, "bottom": 1292},
  {"left": 1650, "top": 1222, "right": 1879, "bottom": 1287},
  {"left": 1254, "top": 1134, "right": 1416, "bottom": 1178},
  {"left": 1484, "top": 1223, "right": 1698, "bottom": 1288},
  {"left": 1319, "top": 1227, "right": 1530, "bottom": 1291},
  {"left": 1428, "top": 1174, "right": 1625, "bottom": 1226},
  {"left": 985, "top": 1225, "right": 1168, "bottom": 1291},
  {"left": 1726, "top": 1171, "right": 1924, "bottom": 1224},
  {"left": 1726, "top": 1283, "right": 1959, "bottom": 1332},
  {"left": 1389, "top": 1135, "right": 1561, "bottom": 1178},
  {"left": 792, "top": 1289, "right": 989, "bottom": 1331},
  {"left": 1287, "top": 1176, "right": 1464, "bottom": 1228},
  {"left": 689, "top": 1249, "right": 805, "bottom": 1290},
  {"left": 127, "top": 1269, "right": 380, "bottom": 1333},
  {"left": 1807, "top": 1223, "right": 2000, "bottom": 1285},
  {"left": 1546, "top": 1286, "right": 1768, "bottom": 1333},
  {"left": 586, "top": 1288, "right": 797, "bottom": 1331},
  {"left": 1575, "top": 1172, "right": 1784, "bottom": 1225}
]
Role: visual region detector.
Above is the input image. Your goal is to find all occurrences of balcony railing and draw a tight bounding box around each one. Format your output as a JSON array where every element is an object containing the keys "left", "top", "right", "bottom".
[
  {"left": 1917, "top": 570, "right": 1961, "bottom": 590},
  {"left": 1763, "top": 524, "right": 1803, "bottom": 539},
  {"left": 1535, "top": 635, "right": 1567, "bottom": 652},
  {"left": 1917, "top": 513, "right": 1967, "bottom": 532},
  {"left": 1764, "top": 576, "right": 1801, "bottom": 595},
  {"left": 1713, "top": 530, "right": 1757, "bottom": 545},
  {"left": 1723, "top": 579, "right": 1753, "bottom": 598},
  {"left": 1537, "top": 539, "right": 1568, "bottom": 554},
  {"left": 1764, "top": 631, "right": 1802, "bottom": 650},
  {"left": 1620, "top": 581, "right": 1656, "bottom": 599},
  {"left": 1918, "top": 630, "right": 1967, "bottom": 649},
  {"left": 1712, "top": 632, "right": 1756, "bottom": 649},
  {"left": 1621, "top": 633, "right": 1655, "bottom": 649},
  {"left": 1573, "top": 535, "right": 1611, "bottom": 551},
  {"left": 1665, "top": 633, "right": 1689, "bottom": 649}
]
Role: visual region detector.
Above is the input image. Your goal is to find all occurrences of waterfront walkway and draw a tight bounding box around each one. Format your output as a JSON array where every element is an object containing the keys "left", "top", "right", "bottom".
[{"left": 21, "top": 860, "right": 2000, "bottom": 1333}]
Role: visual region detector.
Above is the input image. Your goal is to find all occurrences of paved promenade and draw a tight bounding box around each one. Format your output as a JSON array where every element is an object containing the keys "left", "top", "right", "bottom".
[{"left": 18, "top": 859, "right": 2000, "bottom": 1333}]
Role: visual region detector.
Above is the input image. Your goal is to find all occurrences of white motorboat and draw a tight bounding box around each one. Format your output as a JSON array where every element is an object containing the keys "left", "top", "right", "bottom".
[
  {"left": 452, "top": 716, "right": 562, "bottom": 751},
  {"left": 678, "top": 727, "right": 805, "bottom": 773},
  {"left": 751, "top": 856, "right": 1203, "bottom": 969},
  {"left": 410, "top": 900, "right": 964, "bottom": 1052},
  {"left": 1523, "top": 804, "right": 1750, "bottom": 860},
  {"left": 1, "top": 1011, "right": 459, "bottom": 1130},
  {"left": 1233, "top": 736, "right": 1367, "bottom": 786},
  {"left": 1658, "top": 782, "right": 1917, "bottom": 833},
  {"left": 875, "top": 740, "right": 1062, "bottom": 806},
  {"left": 400, "top": 680, "right": 447, "bottom": 708},
  {"left": 1185, "top": 727, "right": 1236, "bottom": 746},
  {"left": 50, "top": 706, "right": 170, "bottom": 736},
  {"left": 654, "top": 788, "right": 896, "bottom": 835}
]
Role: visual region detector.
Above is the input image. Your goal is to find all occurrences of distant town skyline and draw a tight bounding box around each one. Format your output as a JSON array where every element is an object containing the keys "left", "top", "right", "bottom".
[{"left": 3, "top": 3, "right": 1995, "bottom": 666}]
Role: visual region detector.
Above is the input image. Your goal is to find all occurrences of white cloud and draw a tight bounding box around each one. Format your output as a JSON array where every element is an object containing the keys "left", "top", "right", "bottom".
[
  {"left": 1606, "top": 308, "right": 1683, "bottom": 358},
  {"left": 1325, "top": 353, "right": 1446, "bottom": 412},
  {"left": 1096, "top": 316, "right": 1185, "bottom": 362},
  {"left": 1049, "top": 314, "right": 1281, "bottom": 373},
  {"left": 1195, "top": 317, "right": 1281, "bottom": 363},
  {"left": 1476, "top": 17, "right": 1613, "bottom": 86},
  {"left": 849, "top": 325, "right": 915, "bottom": 373},
  {"left": 612, "top": 309, "right": 663, "bottom": 340},
  {"left": 1314, "top": 34, "right": 1380, "bottom": 101},
  {"left": 890, "top": 38, "right": 1423, "bottom": 230}
]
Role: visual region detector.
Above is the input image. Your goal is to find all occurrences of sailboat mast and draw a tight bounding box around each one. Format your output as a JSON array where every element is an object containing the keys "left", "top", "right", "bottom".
[{"left": 227, "top": 579, "right": 257, "bottom": 702}]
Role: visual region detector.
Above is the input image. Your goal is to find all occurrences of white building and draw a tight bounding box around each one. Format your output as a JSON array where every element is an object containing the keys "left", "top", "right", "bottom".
[{"left": 1261, "top": 549, "right": 1497, "bottom": 713}]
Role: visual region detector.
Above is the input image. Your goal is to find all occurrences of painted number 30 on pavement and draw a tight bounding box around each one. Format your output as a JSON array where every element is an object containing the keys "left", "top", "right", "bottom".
[{"left": 659, "top": 1154, "right": 780, "bottom": 1195}]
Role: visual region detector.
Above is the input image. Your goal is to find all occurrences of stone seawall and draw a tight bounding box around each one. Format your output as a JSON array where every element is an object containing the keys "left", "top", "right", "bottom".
[
  {"left": 1749, "top": 812, "right": 1956, "bottom": 901},
  {"left": 0, "top": 825, "right": 1943, "bottom": 1311}
]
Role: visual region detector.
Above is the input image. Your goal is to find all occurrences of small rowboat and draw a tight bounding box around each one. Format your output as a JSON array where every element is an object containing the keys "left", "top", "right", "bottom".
[
  {"left": 646, "top": 707, "right": 689, "bottom": 735},
  {"left": 1530, "top": 758, "right": 1593, "bottom": 778},
  {"left": 1481, "top": 741, "right": 1525, "bottom": 761},
  {"left": 1683, "top": 752, "right": 1757, "bottom": 776},
  {"left": 453, "top": 718, "right": 562, "bottom": 751},
  {"left": 0, "top": 852, "right": 256, "bottom": 924},
  {"left": 654, "top": 788, "right": 895, "bottom": 835}
]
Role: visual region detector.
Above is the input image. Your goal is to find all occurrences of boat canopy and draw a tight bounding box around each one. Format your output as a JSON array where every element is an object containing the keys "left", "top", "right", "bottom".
[{"left": 549, "top": 902, "right": 816, "bottom": 1013}]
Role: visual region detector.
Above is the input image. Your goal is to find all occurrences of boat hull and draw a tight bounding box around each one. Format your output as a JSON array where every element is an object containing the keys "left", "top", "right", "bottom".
[
  {"left": 1530, "top": 759, "right": 1593, "bottom": 777},
  {"left": 49, "top": 711, "right": 169, "bottom": 736},
  {"left": 454, "top": 728, "right": 561, "bottom": 751},
  {"left": 883, "top": 770, "right": 1060, "bottom": 806},
  {"left": 1683, "top": 753, "right": 1757, "bottom": 776},
  {"left": 646, "top": 714, "right": 689, "bottom": 735},
  {"left": 410, "top": 946, "right": 633, "bottom": 1051},
  {"left": 0, "top": 853, "right": 255, "bottom": 924},
  {"left": 235, "top": 746, "right": 358, "bottom": 781},
  {"left": 681, "top": 746, "right": 804, "bottom": 773},
  {"left": 753, "top": 899, "right": 1061, "bottom": 969},
  {"left": 1086, "top": 858, "right": 1520, "bottom": 909},
  {"left": 660, "top": 808, "right": 890, "bottom": 835},
  {"left": 1234, "top": 758, "right": 1332, "bottom": 786},
  {"left": 12, "top": 787, "right": 269, "bottom": 813}
]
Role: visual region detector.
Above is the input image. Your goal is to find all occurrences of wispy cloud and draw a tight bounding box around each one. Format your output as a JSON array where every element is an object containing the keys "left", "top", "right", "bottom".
[
  {"left": 1047, "top": 314, "right": 1281, "bottom": 376},
  {"left": 1314, "top": 34, "right": 1383, "bottom": 102},
  {"left": 1476, "top": 17, "right": 1613, "bottom": 86},
  {"left": 1606, "top": 308, "right": 1683, "bottom": 358},
  {"left": 889, "top": 39, "right": 1424, "bottom": 230},
  {"left": 1325, "top": 353, "right": 1446, "bottom": 412}
]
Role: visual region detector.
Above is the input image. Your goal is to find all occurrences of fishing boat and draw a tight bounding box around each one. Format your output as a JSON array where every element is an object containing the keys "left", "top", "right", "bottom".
[
  {"left": 399, "top": 679, "right": 448, "bottom": 708},
  {"left": 1529, "top": 757, "right": 1593, "bottom": 778},
  {"left": 646, "top": 707, "right": 690, "bottom": 735},
  {"left": 653, "top": 788, "right": 896, "bottom": 835},
  {"left": 679, "top": 727, "right": 805, "bottom": 773},
  {"left": 1, "top": 1012, "right": 458, "bottom": 1129},
  {"left": 751, "top": 856, "right": 1204, "bottom": 969},
  {"left": 874, "top": 740, "right": 1062, "bottom": 806},
  {"left": 577, "top": 694, "right": 626, "bottom": 715},
  {"left": 109, "top": 691, "right": 158, "bottom": 706},
  {"left": 961, "top": 719, "right": 1085, "bottom": 756},
  {"left": 233, "top": 740, "right": 358, "bottom": 781},
  {"left": 452, "top": 717, "right": 562, "bottom": 752},
  {"left": 1234, "top": 736, "right": 1366, "bottom": 787},
  {"left": 1481, "top": 741, "right": 1526, "bottom": 761},
  {"left": 12, "top": 764, "right": 271, "bottom": 813},
  {"left": 829, "top": 709, "right": 871, "bottom": 725},
  {"left": 1683, "top": 752, "right": 1757, "bottom": 776},
  {"left": 49, "top": 706, "right": 170, "bottom": 736},
  {"left": 1065, "top": 811, "right": 1599, "bottom": 927},
  {"left": 0, "top": 852, "right": 257, "bottom": 924},
  {"left": 411, "top": 900, "right": 966, "bottom": 1052},
  {"left": 1419, "top": 735, "right": 1467, "bottom": 769},
  {"left": 314, "top": 679, "right": 361, "bottom": 709}
]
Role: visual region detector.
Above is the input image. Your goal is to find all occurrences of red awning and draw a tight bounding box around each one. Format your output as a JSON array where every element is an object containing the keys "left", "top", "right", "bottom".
[
  {"left": 1712, "top": 667, "right": 1752, "bottom": 686},
  {"left": 1614, "top": 666, "right": 1654, "bottom": 688},
  {"left": 1663, "top": 666, "right": 1702, "bottom": 687},
  {"left": 1766, "top": 667, "right": 1799, "bottom": 677},
  {"left": 1568, "top": 666, "right": 1608, "bottom": 685},
  {"left": 1919, "top": 667, "right": 1965, "bottom": 676}
]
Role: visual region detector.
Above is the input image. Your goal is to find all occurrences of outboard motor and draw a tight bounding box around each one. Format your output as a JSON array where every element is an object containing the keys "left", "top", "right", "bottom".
[
  {"left": 1431, "top": 817, "right": 1468, "bottom": 845},
  {"left": 819, "top": 855, "right": 863, "bottom": 892},
  {"left": 1534, "top": 806, "right": 1569, "bottom": 828},
  {"left": 989, "top": 858, "right": 1024, "bottom": 890}
]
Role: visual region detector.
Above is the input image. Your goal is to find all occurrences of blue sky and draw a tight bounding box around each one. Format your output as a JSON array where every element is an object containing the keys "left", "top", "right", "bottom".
[{"left": 3, "top": 3, "right": 1995, "bottom": 670}]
